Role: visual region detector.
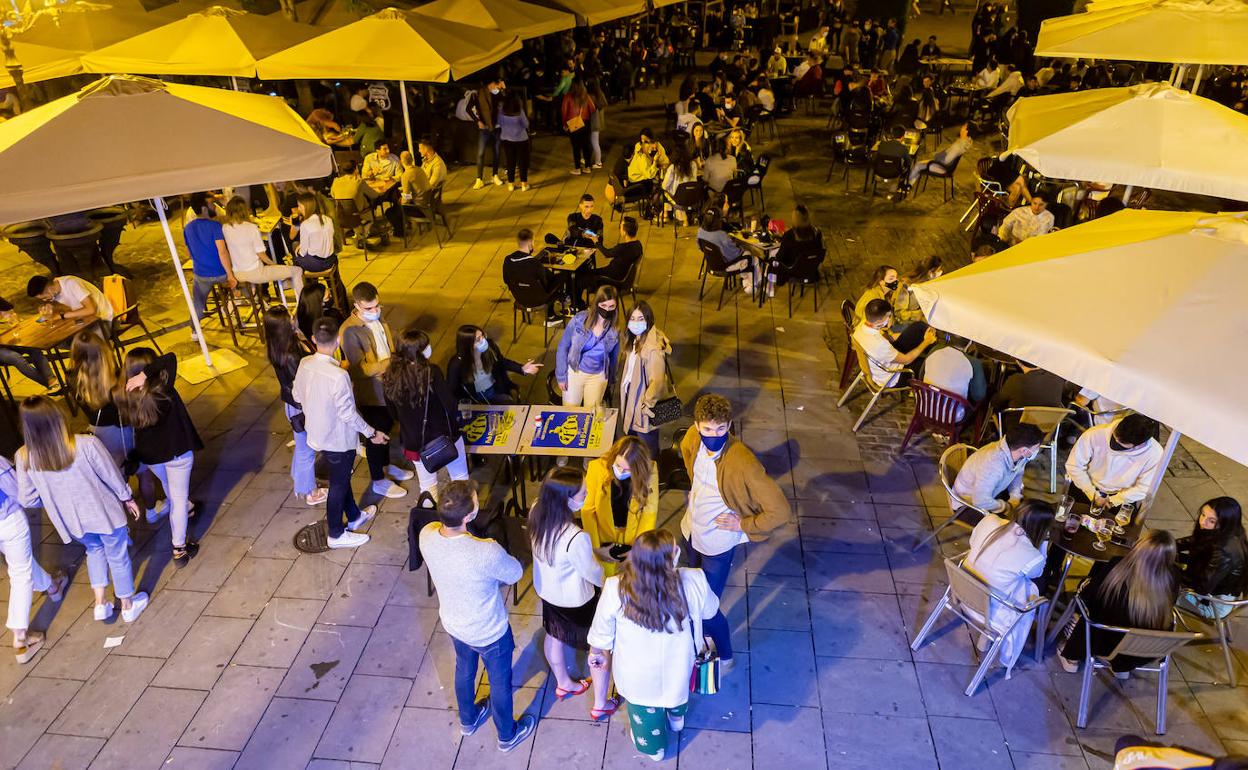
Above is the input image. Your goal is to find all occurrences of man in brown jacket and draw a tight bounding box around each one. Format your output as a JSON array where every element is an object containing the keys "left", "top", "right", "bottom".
[
  {"left": 339, "top": 281, "right": 412, "bottom": 499},
  {"left": 679, "top": 394, "right": 790, "bottom": 668}
]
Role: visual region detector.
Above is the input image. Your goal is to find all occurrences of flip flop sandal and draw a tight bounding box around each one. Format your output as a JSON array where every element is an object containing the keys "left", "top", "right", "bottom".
[
  {"left": 555, "top": 678, "right": 591, "bottom": 701},
  {"left": 590, "top": 697, "right": 621, "bottom": 722}
]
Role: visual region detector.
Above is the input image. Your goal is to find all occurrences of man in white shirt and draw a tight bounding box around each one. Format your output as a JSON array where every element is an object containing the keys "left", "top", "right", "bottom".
[
  {"left": 851, "top": 298, "right": 938, "bottom": 388},
  {"left": 291, "top": 317, "right": 382, "bottom": 549},
  {"left": 26, "top": 274, "right": 114, "bottom": 325},
  {"left": 951, "top": 423, "right": 1044, "bottom": 513},
  {"left": 679, "top": 395, "right": 790, "bottom": 668},
  {"left": 418, "top": 137, "right": 447, "bottom": 191},
  {"left": 922, "top": 343, "right": 987, "bottom": 421},
  {"left": 362, "top": 142, "right": 401, "bottom": 181},
  {"left": 986, "top": 65, "right": 1024, "bottom": 100},
  {"left": 1065, "top": 414, "right": 1164, "bottom": 507},
  {"left": 339, "top": 282, "right": 411, "bottom": 500},
  {"left": 998, "top": 195, "right": 1055, "bottom": 246},
  {"left": 419, "top": 481, "right": 536, "bottom": 752}
]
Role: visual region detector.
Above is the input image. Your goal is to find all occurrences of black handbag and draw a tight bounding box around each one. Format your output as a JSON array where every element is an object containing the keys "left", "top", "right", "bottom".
[
  {"left": 649, "top": 355, "right": 682, "bottom": 426},
  {"left": 418, "top": 385, "right": 458, "bottom": 473}
]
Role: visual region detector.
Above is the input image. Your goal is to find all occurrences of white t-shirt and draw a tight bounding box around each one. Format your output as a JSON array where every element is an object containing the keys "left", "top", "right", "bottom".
[
  {"left": 365, "top": 319, "right": 390, "bottom": 362},
  {"left": 296, "top": 215, "right": 335, "bottom": 258},
  {"left": 221, "top": 222, "right": 267, "bottom": 273},
  {"left": 684, "top": 447, "right": 748, "bottom": 556},
  {"left": 923, "top": 346, "right": 972, "bottom": 420},
  {"left": 852, "top": 323, "right": 902, "bottom": 387},
  {"left": 56, "top": 275, "right": 113, "bottom": 322}
]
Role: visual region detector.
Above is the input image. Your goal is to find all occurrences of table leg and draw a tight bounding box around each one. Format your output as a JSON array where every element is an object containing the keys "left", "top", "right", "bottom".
[{"left": 1044, "top": 553, "right": 1075, "bottom": 647}]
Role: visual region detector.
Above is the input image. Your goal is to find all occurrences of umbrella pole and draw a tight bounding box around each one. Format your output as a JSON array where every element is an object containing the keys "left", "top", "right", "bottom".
[
  {"left": 230, "top": 76, "right": 239, "bottom": 91},
  {"left": 1192, "top": 64, "right": 1205, "bottom": 93},
  {"left": 400, "top": 80, "right": 414, "bottom": 156},
  {"left": 153, "top": 196, "right": 213, "bottom": 367},
  {"left": 1145, "top": 427, "right": 1182, "bottom": 513}
]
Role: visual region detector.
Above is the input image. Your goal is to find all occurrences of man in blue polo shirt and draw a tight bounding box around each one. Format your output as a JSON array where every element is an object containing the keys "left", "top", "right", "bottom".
[{"left": 183, "top": 193, "right": 236, "bottom": 336}]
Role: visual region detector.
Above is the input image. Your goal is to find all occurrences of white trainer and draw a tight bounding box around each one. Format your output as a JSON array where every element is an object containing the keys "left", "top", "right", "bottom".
[
  {"left": 93, "top": 602, "right": 114, "bottom": 622},
  {"left": 328, "top": 531, "right": 370, "bottom": 549},
  {"left": 492, "top": 174, "right": 504, "bottom": 186},
  {"left": 348, "top": 505, "right": 378, "bottom": 532},
  {"left": 305, "top": 488, "right": 328, "bottom": 506},
  {"left": 371, "top": 480, "right": 408, "bottom": 499},
  {"left": 386, "top": 464, "right": 415, "bottom": 482},
  {"left": 121, "top": 592, "right": 149, "bottom": 623},
  {"left": 472, "top": 178, "right": 485, "bottom": 190}
]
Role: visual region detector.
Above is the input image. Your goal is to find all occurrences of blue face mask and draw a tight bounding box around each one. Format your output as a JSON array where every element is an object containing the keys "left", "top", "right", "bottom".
[
  {"left": 627, "top": 319, "right": 648, "bottom": 336},
  {"left": 613, "top": 465, "right": 631, "bottom": 481},
  {"left": 474, "top": 337, "right": 489, "bottom": 353},
  {"left": 701, "top": 432, "right": 728, "bottom": 453},
  {"left": 360, "top": 309, "right": 381, "bottom": 322}
]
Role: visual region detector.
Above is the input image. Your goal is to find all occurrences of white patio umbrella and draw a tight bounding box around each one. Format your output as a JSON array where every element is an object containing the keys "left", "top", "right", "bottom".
[
  {"left": 1004, "top": 82, "right": 1248, "bottom": 202},
  {"left": 909, "top": 209, "right": 1248, "bottom": 486},
  {"left": 0, "top": 75, "right": 332, "bottom": 368},
  {"left": 1036, "top": 0, "right": 1248, "bottom": 66}
]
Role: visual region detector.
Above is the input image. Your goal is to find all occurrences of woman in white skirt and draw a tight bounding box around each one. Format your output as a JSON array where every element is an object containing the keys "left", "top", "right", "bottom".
[{"left": 0, "top": 455, "right": 67, "bottom": 663}]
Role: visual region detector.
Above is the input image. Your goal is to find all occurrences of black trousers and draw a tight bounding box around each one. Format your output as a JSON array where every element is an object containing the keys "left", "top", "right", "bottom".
[
  {"left": 358, "top": 405, "right": 393, "bottom": 482},
  {"left": 568, "top": 127, "right": 593, "bottom": 170},
  {"left": 324, "top": 449, "right": 361, "bottom": 538},
  {"left": 502, "top": 139, "right": 531, "bottom": 183}
]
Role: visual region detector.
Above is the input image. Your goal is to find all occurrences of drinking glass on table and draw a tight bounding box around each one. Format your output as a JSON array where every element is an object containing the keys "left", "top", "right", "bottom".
[
  {"left": 1092, "top": 518, "right": 1113, "bottom": 551},
  {"left": 1054, "top": 494, "right": 1074, "bottom": 522},
  {"left": 1113, "top": 502, "right": 1136, "bottom": 535}
]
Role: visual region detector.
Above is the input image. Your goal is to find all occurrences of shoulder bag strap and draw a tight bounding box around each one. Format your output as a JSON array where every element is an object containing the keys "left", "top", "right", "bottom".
[{"left": 681, "top": 579, "right": 706, "bottom": 654}]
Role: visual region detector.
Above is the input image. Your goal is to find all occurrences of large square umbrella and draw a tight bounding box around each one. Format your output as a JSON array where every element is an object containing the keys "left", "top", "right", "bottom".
[
  {"left": 1036, "top": 0, "right": 1248, "bottom": 65},
  {"left": 80, "top": 6, "right": 325, "bottom": 79},
  {"left": 3, "top": 4, "right": 164, "bottom": 88},
  {"left": 414, "top": 0, "right": 575, "bottom": 39},
  {"left": 1004, "top": 82, "right": 1248, "bottom": 202},
  {"left": 909, "top": 208, "right": 1248, "bottom": 475},
  {"left": 542, "top": 0, "right": 646, "bottom": 26},
  {"left": 0, "top": 75, "right": 332, "bottom": 366}
]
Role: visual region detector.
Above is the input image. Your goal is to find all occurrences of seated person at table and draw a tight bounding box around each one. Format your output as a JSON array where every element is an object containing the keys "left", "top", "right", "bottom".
[
  {"left": 853, "top": 264, "right": 900, "bottom": 324},
  {"left": 922, "top": 340, "right": 987, "bottom": 419},
  {"left": 951, "top": 423, "right": 1044, "bottom": 514},
  {"left": 289, "top": 193, "right": 338, "bottom": 273},
  {"left": 221, "top": 196, "right": 305, "bottom": 299},
  {"left": 503, "top": 229, "right": 564, "bottom": 320},
  {"left": 306, "top": 108, "right": 354, "bottom": 147},
  {"left": 175, "top": 193, "right": 234, "bottom": 326},
  {"left": 987, "top": 155, "right": 1033, "bottom": 207},
  {"left": 726, "top": 128, "right": 752, "bottom": 173},
  {"left": 920, "top": 35, "right": 942, "bottom": 58},
  {"left": 716, "top": 93, "right": 743, "bottom": 127},
  {"left": 399, "top": 150, "right": 431, "bottom": 207},
  {"left": 986, "top": 64, "right": 1024, "bottom": 102},
  {"left": 676, "top": 100, "right": 704, "bottom": 133},
  {"left": 446, "top": 324, "right": 541, "bottom": 404},
  {"left": 565, "top": 194, "right": 605, "bottom": 247},
  {"left": 362, "top": 142, "right": 401, "bottom": 182},
  {"left": 851, "top": 299, "right": 937, "bottom": 388},
  {"left": 696, "top": 208, "right": 754, "bottom": 291},
  {"left": 693, "top": 83, "right": 718, "bottom": 126},
  {"left": 702, "top": 139, "right": 738, "bottom": 194},
  {"left": 1065, "top": 414, "right": 1163, "bottom": 507},
  {"left": 892, "top": 256, "right": 941, "bottom": 325},
  {"left": 1177, "top": 497, "right": 1248, "bottom": 618},
  {"left": 793, "top": 55, "right": 825, "bottom": 98},
  {"left": 0, "top": 296, "right": 55, "bottom": 387},
  {"left": 964, "top": 500, "right": 1055, "bottom": 673},
  {"left": 904, "top": 122, "right": 974, "bottom": 190},
  {"left": 792, "top": 53, "right": 815, "bottom": 81},
  {"left": 1058, "top": 529, "right": 1179, "bottom": 674},
  {"left": 991, "top": 360, "right": 1068, "bottom": 427},
  {"left": 584, "top": 217, "right": 643, "bottom": 293},
  {"left": 766, "top": 47, "right": 787, "bottom": 78},
  {"left": 997, "top": 195, "right": 1055, "bottom": 246},
  {"left": 689, "top": 122, "right": 711, "bottom": 164},
  {"left": 25, "top": 275, "right": 114, "bottom": 327},
  {"left": 418, "top": 137, "right": 447, "bottom": 191},
  {"left": 866, "top": 70, "right": 891, "bottom": 104},
  {"left": 330, "top": 161, "right": 370, "bottom": 215},
  {"left": 626, "top": 129, "right": 668, "bottom": 194},
  {"left": 752, "top": 77, "right": 776, "bottom": 112},
  {"left": 1016, "top": 74, "right": 1042, "bottom": 99}
]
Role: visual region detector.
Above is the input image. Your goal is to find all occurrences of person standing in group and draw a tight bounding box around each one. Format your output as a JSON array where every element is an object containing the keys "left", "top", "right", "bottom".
[
  {"left": 587, "top": 79, "right": 608, "bottom": 170},
  {"left": 561, "top": 80, "right": 597, "bottom": 176},
  {"left": 221, "top": 196, "right": 305, "bottom": 300},
  {"left": 264, "top": 306, "right": 326, "bottom": 506},
  {"left": 445, "top": 324, "right": 542, "bottom": 405},
  {"left": 616, "top": 301, "right": 671, "bottom": 458},
  {"left": 292, "top": 317, "right": 381, "bottom": 549},
  {"left": 381, "top": 328, "right": 470, "bottom": 501},
  {"left": 580, "top": 436, "right": 658, "bottom": 577},
  {"left": 498, "top": 93, "right": 532, "bottom": 192},
  {"left": 470, "top": 77, "right": 505, "bottom": 190},
  {"left": 556, "top": 286, "right": 620, "bottom": 409},
  {"left": 679, "top": 394, "right": 790, "bottom": 668},
  {"left": 288, "top": 192, "right": 337, "bottom": 274},
  {"left": 587, "top": 529, "right": 719, "bottom": 762},
  {"left": 182, "top": 192, "right": 236, "bottom": 336},
  {"left": 340, "top": 282, "right": 412, "bottom": 500},
  {"left": 115, "top": 348, "right": 203, "bottom": 568},
  {"left": 529, "top": 467, "right": 618, "bottom": 721},
  {"left": 420, "top": 480, "right": 537, "bottom": 752},
  {"left": 1, "top": 453, "right": 68, "bottom": 663},
  {"left": 14, "top": 397, "right": 148, "bottom": 625}
]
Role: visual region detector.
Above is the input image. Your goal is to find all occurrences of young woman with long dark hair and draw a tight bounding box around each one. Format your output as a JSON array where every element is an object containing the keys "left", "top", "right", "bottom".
[
  {"left": 555, "top": 286, "right": 620, "bottom": 409},
  {"left": 289, "top": 192, "right": 337, "bottom": 273},
  {"left": 115, "top": 348, "right": 203, "bottom": 568},
  {"left": 587, "top": 529, "right": 719, "bottom": 762},
  {"left": 561, "top": 80, "right": 597, "bottom": 175},
  {"left": 528, "top": 466, "right": 616, "bottom": 719},
  {"left": 444, "top": 324, "right": 541, "bottom": 404},
  {"left": 1059, "top": 529, "right": 1180, "bottom": 673},
  {"left": 580, "top": 436, "right": 658, "bottom": 577},
  {"left": 617, "top": 302, "right": 672, "bottom": 458},
  {"left": 381, "top": 329, "right": 468, "bottom": 499},
  {"left": 264, "top": 306, "right": 325, "bottom": 506},
  {"left": 14, "top": 397, "right": 147, "bottom": 625},
  {"left": 1177, "top": 497, "right": 1248, "bottom": 618}
]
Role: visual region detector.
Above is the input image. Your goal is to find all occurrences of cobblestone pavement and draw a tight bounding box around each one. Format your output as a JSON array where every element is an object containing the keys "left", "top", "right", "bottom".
[{"left": 2, "top": 49, "right": 1248, "bottom": 770}]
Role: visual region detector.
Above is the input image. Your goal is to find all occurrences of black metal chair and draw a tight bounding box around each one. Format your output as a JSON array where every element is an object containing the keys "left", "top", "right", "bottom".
[
  {"left": 868, "top": 154, "right": 908, "bottom": 198},
  {"left": 720, "top": 177, "right": 748, "bottom": 225},
  {"left": 696, "top": 238, "right": 748, "bottom": 311},
  {"left": 770, "top": 242, "right": 826, "bottom": 316},
  {"left": 401, "top": 186, "right": 451, "bottom": 249},
  {"left": 507, "top": 280, "right": 564, "bottom": 346},
  {"left": 587, "top": 258, "right": 640, "bottom": 307},
  {"left": 917, "top": 154, "right": 963, "bottom": 202},
  {"left": 840, "top": 144, "right": 871, "bottom": 192},
  {"left": 744, "top": 154, "right": 771, "bottom": 209},
  {"left": 670, "top": 180, "right": 706, "bottom": 237},
  {"left": 332, "top": 199, "right": 372, "bottom": 260},
  {"left": 608, "top": 173, "right": 650, "bottom": 221}
]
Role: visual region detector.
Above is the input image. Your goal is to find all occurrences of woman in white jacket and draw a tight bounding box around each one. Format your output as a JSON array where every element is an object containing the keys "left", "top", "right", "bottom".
[
  {"left": 964, "top": 500, "right": 1056, "bottom": 675},
  {"left": 588, "top": 529, "right": 719, "bottom": 762},
  {"left": 529, "top": 466, "right": 615, "bottom": 720}
]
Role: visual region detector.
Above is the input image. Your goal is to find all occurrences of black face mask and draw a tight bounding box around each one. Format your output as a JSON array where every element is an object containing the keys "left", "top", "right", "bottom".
[
  {"left": 884, "top": 280, "right": 899, "bottom": 291},
  {"left": 1109, "top": 435, "right": 1131, "bottom": 452},
  {"left": 599, "top": 308, "right": 616, "bottom": 322}
]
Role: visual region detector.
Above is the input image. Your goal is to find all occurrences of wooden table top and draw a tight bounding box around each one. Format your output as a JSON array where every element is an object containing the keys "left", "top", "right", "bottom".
[
  {"left": 542, "top": 247, "right": 596, "bottom": 273},
  {"left": 460, "top": 404, "right": 529, "bottom": 456},
  {"left": 366, "top": 178, "right": 398, "bottom": 196},
  {"left": 0, "top": 313, "right": 91, "bottom": 351},
  {"left": 518, "top": 406, "right": 618, "bottom": 457}
]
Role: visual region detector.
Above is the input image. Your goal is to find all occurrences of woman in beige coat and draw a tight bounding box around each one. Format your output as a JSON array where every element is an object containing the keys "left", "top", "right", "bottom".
[{"left": 617, "top": 301, "right": 671, "bottom": 459}]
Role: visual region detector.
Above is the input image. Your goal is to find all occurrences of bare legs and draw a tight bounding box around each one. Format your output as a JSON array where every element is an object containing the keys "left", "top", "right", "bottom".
[{"left": 543, "top": 634, "right": 610, "bottom": 710}]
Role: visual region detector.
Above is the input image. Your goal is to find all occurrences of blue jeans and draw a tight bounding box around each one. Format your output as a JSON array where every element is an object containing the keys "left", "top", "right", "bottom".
[
  {"left": 77, "top": 525, "right": 135, "bottom": 600},
  {"left": 680, "top": 536, "right": 738, "bottom": 660},
  {"left": 0, "top": 347, "right": 53, "bottom": 387},
  {"left": 323, "top": 449, "right": 361, "bottom": 538},
  {"left": 452, "top": 627, "right": 516, "bottom": 741},
  {"left": 192, "top": 274, "right": 228, "bottom": 320},
  {"left": 287, "top": 405, "right": 317, "bottom": 497},
  {"left": 476, "top": 128, "right": 501, "bottom": 179}
]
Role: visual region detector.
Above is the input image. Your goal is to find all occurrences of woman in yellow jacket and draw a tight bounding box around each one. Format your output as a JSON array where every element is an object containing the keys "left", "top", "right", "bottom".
[{"left": 579, "top": 436, "right": 659, "bottom": 576}]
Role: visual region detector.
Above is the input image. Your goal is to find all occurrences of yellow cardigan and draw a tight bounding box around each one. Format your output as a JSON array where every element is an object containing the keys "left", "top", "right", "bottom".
[{"left": 579, "top": 456, "right": 659, "bottom": 576}]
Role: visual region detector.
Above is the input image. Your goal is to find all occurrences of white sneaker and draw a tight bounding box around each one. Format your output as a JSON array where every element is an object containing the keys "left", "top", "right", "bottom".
[
  {"left": 190, "top": 330, "right": 200, "bottom": 342},
  {"left": 121, "top": 592, "right": 149, "bottom": 623},
  {"left": 667, "top": 712, "right": 685, "bottom": 732},
  {"left": 592, "top": 163, "right": 603, "bottom": 169},
  {"left": 519, "top": 183, "right": 530, "bottom": 192},
  {"left": 145, "top": 506, "right": 168, "bottom": 524},
  {"left": 472, "top": 178, "right": 485, "bottom": 190},
  {"left": 328, "top": 531, "right": 370, "bottom": 549},
  {"left": 492, "top": 174, "right": 503, "bottom": 186},
  {"left": 647, "top": 748, "right": 665, "bottom": 762},
  {"left": 386, "top": 464, "right": 414, "bottom": 482},
  {"left": 508, "top": 182, "right": 515, "bottom": 191},
  {"left": 94, "top": 602, "right": 114, "bottom": 622},
  {"left": 570, "top": 167, "right": 582, "bottom": 175},
  {"left": 305, "top": 488, "right": 328, "bottom": 506},
  {"left": 348, "top": 504, "right": 378, "bottom": 532},
  {"left": 371, "top": 480, "right": 408, "bottom": 499}
]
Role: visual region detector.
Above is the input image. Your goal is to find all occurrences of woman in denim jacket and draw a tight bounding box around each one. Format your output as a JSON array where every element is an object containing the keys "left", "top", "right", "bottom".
[{"left": 556, "top": 286, "right": 621, "bottom": 408}]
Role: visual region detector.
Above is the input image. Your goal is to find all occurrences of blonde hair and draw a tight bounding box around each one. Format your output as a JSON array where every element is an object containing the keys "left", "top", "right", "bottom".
[
  {"left": 70, "top": 331, "right": 118, "bottom": 412},
  {"left": 224, "top": 196, "right": 252, "bottom": 226},
  {"left": 18, "top": 396, "right": 76, "bottom": 472},
  {"left": 602, "top": 436, "right": 653, "bottom": 510},
  {"left": 1097, "top": 529, "right": 1179, "bottom": 630}
]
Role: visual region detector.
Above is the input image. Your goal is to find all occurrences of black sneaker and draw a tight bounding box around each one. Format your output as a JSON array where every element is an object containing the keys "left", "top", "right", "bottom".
[
  {"left": 497, "top": 713, "right": 536, "bottom": 753},
  {"left": 172, "top": 540, "right": 200, "bottom": 569},
  {"left": 460, "top": 702, "right": 491, "bottom": 737}
]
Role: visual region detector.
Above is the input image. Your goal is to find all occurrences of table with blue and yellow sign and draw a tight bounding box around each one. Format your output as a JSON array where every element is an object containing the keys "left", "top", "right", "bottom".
[
  {"left": 517, "top": 405, "right": 618, "bottom": 458},
  {"left": 459, "top": 404, "right": 528, "bottom": 455}
]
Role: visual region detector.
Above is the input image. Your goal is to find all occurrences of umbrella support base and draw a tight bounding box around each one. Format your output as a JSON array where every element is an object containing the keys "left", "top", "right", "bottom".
[{"left": 177, "top": 348, "right": 249, "bottom": 384}]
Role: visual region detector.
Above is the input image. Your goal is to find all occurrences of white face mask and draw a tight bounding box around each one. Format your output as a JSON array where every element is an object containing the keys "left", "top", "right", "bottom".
[
  {"left": 627, "top": 319, "right": 648, "bottom": 336},
  {"left": 422, "top": 345, "right": 433, "bottom": 360},
  {"left": 474, "top": 337, "right": 489, "bottom": 353}
]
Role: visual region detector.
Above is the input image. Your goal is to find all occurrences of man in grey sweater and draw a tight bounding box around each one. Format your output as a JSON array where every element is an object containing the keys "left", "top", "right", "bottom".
[{"left": 419, "top": 480, "right": 536, "bottom": 752}]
